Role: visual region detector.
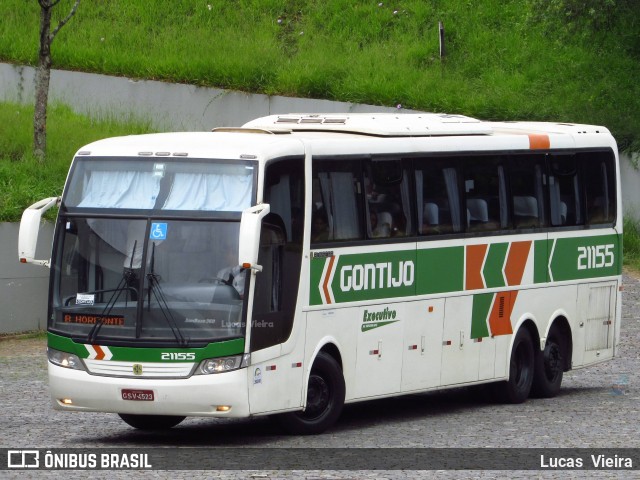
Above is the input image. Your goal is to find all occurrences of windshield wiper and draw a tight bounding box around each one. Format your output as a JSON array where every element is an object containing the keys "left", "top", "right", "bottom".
[
  {"left": 87, "top": 241, "right": 139, "bottom": 344},
  {"left": 145, "top": 242, "right": 189, "bottom": 347}
]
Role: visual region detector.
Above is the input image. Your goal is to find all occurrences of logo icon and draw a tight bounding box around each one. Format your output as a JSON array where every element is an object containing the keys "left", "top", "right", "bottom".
[
  {"left": 8, "top": 450, "right": 39, "bottom": 469},
  {"left": 150, "top": 223, "right": 167, "bottom": 240},
  {"left": 133, "top": 364, "right": 143, "bottom": 375}
]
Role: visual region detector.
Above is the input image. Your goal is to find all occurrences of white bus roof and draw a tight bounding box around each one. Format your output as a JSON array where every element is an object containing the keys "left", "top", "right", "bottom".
[{"left": 75, "top": 114, "right": 615, "bottom": 160}]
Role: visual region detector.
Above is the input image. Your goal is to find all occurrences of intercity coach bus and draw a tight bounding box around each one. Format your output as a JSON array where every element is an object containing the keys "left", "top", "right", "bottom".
[{"left": 19, "top": 113, "right": 622, "bottom": 434}]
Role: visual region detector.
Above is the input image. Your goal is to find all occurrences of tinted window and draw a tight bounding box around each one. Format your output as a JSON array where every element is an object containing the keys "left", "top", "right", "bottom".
[
  {"left": 549, "top": 155, "right": 582, "bottom": 226},
  {"left": 510, "top": 156, "right": 547, "bottom": 229},
  {"left": 581, "top": 152, "right": 616, "bottom": 225},
  {"left": 312, "top": 160, "right": 363, "bottom": 242},
  {"left": 364, "top": 159, "right": 414, "bottom": 238},
  {"left": 415, "top": 159, "right": 461, "bottom": 235},
  {"left": 463, "top": 157, "right": 510, "bottom": 232}
]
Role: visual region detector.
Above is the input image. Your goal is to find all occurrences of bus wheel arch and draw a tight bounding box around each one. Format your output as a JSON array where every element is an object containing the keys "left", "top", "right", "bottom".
[
  {"left": 531, "top": 316, "right": 571, "bottom": 398},
  {"left": 277, "top": 345, "right": 345, "bottom": 435},
  {"left": 492, "top": 321, "right": 536, "bottom": 404}
]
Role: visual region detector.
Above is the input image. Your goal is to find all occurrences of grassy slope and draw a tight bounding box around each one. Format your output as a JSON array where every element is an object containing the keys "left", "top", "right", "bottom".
[
  {"left": 0, "top": 102, "right": 153, "bottom": 221},
  {"left": 1, "top": 0, "right": 639, "bottom": 150}
]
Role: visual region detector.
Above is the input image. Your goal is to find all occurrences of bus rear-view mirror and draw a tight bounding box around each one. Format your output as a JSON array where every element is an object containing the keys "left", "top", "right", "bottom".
[
  {"left": 238, "top": 203, "right": 271, "bottom": 271},
  {"left": 18, "top": 196, "right": 60, "bottom": 267}
]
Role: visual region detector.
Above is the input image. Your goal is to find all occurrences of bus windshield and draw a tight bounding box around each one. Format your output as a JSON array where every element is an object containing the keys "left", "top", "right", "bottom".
[
  {"left": 51, "top": 218, "right": 247, "bottom": 346},
  {"left": 63, "top": 157, "right": 255, "bottom": 212}
]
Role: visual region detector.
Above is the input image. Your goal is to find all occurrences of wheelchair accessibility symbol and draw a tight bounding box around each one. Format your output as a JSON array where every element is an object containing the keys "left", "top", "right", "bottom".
[{"left": 150, "top": 223, "right": 167, "bottom": 240}]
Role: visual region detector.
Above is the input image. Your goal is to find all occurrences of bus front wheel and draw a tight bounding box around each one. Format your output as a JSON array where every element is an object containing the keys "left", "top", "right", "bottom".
[
  {"left": 492, "top": 327, "right": 534, "bottom": 404},
  {"left": 277, "top": 352, "right": 345, "bottom": 435},
  {"left": 531, "top": 325, "right": 565, "bottom": 398},
  {"left": 118, "top": 414, "right": 185, "bottom": 430}
]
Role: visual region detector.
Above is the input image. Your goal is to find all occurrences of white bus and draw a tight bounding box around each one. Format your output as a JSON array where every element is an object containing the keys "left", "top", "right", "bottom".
[{"left": 20, "top": 113, "right": 622, "bottom": 434}]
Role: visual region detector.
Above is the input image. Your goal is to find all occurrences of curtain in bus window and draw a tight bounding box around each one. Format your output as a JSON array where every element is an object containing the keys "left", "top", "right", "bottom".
[
  {"left": 415, "top": 170, "right": 424, "bottom": 230},
  {"left": 400, "top": 172, "right": 412, "bottom": 235},
  {"left": 318, "top": 171, "right": 359, "bottom": 240},
  {"left": 78, "top": 171, "right": 161, "bottom": 209},
  {"left": 163, "top": 173, "right": 252, "bottom": 211},
  {"left": 601, "top": 163, "right": 610, "bottom": 220},
  {"left": 549, "top": 176, "right": 564, "bottom": 225},
  {"left": 498, "top": 165, "right": 509, "bottom": 228},
  {"left": 535, "top": 164, "right": 546, "bottom": 225},
  {"left": 573, "top": 175, "right": 582, "bottom": 224},
  {"left": 443, "top": 167, "right": 461, "bottom": 231}
]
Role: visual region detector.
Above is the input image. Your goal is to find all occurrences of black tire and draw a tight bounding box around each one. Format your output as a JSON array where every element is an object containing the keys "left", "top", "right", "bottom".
[
  {"left": 118, "top": 414, "right": 185, "bottom": 430},
  {"left": 492, "top": 327, "right": 534, "bottom": 404},
  {"left": 531, "top": 325, "right": 565, "bottom": 398},
  {"left": 277, "top": 352, "right": 345, "bottom": 435}
]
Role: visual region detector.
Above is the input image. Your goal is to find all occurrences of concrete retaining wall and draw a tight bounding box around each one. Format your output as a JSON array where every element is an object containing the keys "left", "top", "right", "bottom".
[
  {"left": 0, "top": 222, "right": 54, "bottom": 333},
  {"left": 0, "top": 62, "right": 401, "bottom": 131}
]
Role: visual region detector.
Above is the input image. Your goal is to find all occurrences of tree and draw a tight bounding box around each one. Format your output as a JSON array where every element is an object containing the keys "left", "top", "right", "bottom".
[{"left": 33, "top": 0, "right": 80, "bottom": 161}]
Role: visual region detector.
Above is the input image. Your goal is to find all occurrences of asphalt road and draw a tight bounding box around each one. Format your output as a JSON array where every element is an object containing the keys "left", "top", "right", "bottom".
[{"left": 1, "top": 271, "right": 639, "bottom": 479}]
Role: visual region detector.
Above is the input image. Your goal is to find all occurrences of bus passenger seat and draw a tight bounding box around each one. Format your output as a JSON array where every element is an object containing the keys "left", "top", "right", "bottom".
[
  {"left": 423, "top": 202, "right": 439, "bottom": 225},
  {"left": 467, "top": 198, "right": 489, "bottom": 223},
  {"left": 560, "top": 201, "right": 568, "bottom": 224},
  {"left": 514, "top": 196, "right": 538, "bottom": 227}
]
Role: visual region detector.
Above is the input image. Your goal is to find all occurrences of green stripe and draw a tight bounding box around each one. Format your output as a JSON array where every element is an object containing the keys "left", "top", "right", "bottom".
[
  {"left": 549, "top": 234, "right": 621, "bottom": 282},
  {"left": 48, "top": 332, "right": 245, "bottom": 362},
  {"left": 309, "top": 255, "right": 325, "bottom": 305},
  {"left": 416, "top": 246, "right": 464, "bottom": 295},
  {"left": 308, "top": 233, "right": 621, "bottom": 306},
  {"left": 534, "top": 239, "right": 550, "bottom": 284},
  {"left": 471, "top": 294, "right": 493, "bottom": 339},
  {"left": 483, "top": 243, "right": 508, "bottom": 288}
]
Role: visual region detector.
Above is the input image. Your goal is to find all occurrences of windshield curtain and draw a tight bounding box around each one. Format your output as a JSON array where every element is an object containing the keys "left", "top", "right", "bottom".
[
  {"left": 64, "top": 157, "right": 255, "bottom": 212},
  {"left": 51, "top": 218, "right": 247, "bottom": 345}
]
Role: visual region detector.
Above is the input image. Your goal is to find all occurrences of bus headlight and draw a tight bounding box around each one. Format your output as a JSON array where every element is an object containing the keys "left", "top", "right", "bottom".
[
  {"left": 48, "top": 348, "right": 85, "bottom": 371},
  {"left": 196, "top": 353, "right": 250, "bottom": 375}
]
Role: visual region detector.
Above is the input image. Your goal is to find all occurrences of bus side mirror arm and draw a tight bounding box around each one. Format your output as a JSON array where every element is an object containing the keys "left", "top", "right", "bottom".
[
  {"left": 238, "top": 203, "right": 270, "bottom": 272},
  {"left": 18, "top": 196, "right": 61, "bottom": 268}
]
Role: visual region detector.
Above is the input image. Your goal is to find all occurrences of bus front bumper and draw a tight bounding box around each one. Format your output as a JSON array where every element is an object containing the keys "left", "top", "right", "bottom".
[{"left": 48, "top": 362, "right": 250, "bottom": 417}]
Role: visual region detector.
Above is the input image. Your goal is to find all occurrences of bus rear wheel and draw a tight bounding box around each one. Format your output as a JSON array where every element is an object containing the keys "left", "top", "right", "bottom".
[
  {"left": 492, "top": 327, "right": 534, "bottom": 404},
  {"left": 118, "top": 414, "right": 185, "bottom": 430},
  {"left": 277, "top": 352, "right": 345, "bottom": 435},
  {"left": 531, "top": 325, "right": 564, "bottom": 398}
]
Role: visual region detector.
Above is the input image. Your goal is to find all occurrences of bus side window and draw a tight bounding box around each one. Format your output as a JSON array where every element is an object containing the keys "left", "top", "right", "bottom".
[
  {"left": 312, "top": 160, "right": 363, "bottom": 242},
  {"left": 510, "top": 155, "right": 547, "bottom": 229},
  {"left": 463, "top": 157, "right": 510, "bottom": 232},
  {"left": 364, "top": 159, "right": 414, "bottom": 238},
  {"left": 549, "top": 155, "right": 582, "bottom": 226},
  {"left": 415, "top": 160, "right": 461, "bottom": 235},
  {"left": 581, "top": 151, "right": 616, "bottom": 225}
]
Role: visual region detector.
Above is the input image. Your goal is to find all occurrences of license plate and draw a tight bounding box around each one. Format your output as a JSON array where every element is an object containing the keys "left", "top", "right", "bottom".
[{"left": 121, "top": 389, "right": 154, "bottom": 401}]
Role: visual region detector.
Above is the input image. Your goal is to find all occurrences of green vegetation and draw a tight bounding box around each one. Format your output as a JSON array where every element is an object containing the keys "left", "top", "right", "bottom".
[
  {"left": 624, "top": 218, "right": 640, "bottom": 271},
  {"left": 1, "top": 0, "right": 639, "bottom": 150},
  {"left": 0, "top": 102, "right": 153, "bottom": 221}
]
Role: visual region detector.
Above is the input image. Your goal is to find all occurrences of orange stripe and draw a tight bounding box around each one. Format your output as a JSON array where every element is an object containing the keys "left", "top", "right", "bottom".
[
  {"left": 322, "top": 256, "right": 336, "bottom": 304},
  {"left": 466, "top": 244, "right": 488, "bottom": 290},
  {"left": 94, "top": 345, "right": 105, "bottom": 360},
  {"left": 504, "top": 241, "right": 532, "bottom": 286},
  {"left": 488, "top": 291, "right": 514, "bottom": 336},
  {"left": 528, "top": 134, "right": 550, "bottom": 150}
]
